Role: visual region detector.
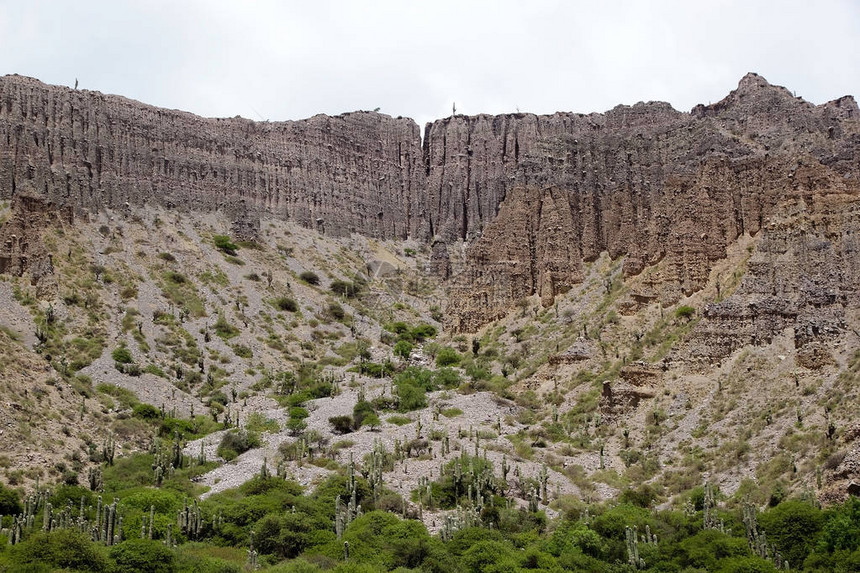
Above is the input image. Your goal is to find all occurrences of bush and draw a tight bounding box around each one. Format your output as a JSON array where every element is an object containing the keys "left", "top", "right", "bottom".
[
  {"left": 675, "top": 305, "right": 695, "bottom": 319},
  {"left": 435, "top": 347, "right": 462, "bottom": 367},
  {"left": 217, "top": 429, "right": 261, "bottom": 461},
  {"left": 112, "top": 346, "right": 133, "bottom": 364},
  {"left": 328, "top": 302, "right": 345, "bottom": 320},
  {"left": 274, "top": 297, "right": 299, "bottom": 312},
  {"left": 394, "top": 340, "right": 413, "bottom": 359},
  {"left": 213, "top": 235, "right": 238, "bottom": 256},
  {"left": 759, "top": 499, "right": 824, "bottom": 567},
  {"left": 353, "top": 400, "right": 376, "bottom": 428},
  {"left": 396, "top": 382, "right": 427, "bottom": 412},
  {"left": 12, "top": 529, "right": 110, "bottom": 572},
  {"left": 410, "top": 323, "right": 437, "bottom": 342},
  {"left": 0, "top": 483, "right": 22, "bottom": 515},
  {"left": 299, "top": 271, "right": 320, "bottom": 285},
  {"left": 330, "top": 279, "right": 360, "bottom": 298},
  {"left": 329, "top": 415, "right": 354, "bottom": 434},
  {"left": 132, "top": 403, "right": 161, "bottom": 420},
  {"left": 111, "top": 539, "right": 176, "bottom": 573},
  {"left": 165, "top": 270, "right": 186, "bottom": 284},
  {"left": 214, "top": 314, "right": 239, "bottom": 339}
]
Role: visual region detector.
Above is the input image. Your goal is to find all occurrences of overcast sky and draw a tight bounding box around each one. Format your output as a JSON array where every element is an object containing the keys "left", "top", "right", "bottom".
[{"left": 1, "top": 1, "right": 858, "bottom": 130}]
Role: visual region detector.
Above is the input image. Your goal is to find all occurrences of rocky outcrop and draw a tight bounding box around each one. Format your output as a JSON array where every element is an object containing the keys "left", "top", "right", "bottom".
[
  {"left": 599, "top": 362, "right": 663, "bottom": 419},
  {"left": 678, "top": 195, "right": 860, "bottom": 366},
  {"left": 0, "top": 188, "right": 72, "bottom": 295}
]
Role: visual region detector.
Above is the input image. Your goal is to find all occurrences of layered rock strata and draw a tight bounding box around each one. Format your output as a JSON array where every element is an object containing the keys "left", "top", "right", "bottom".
[{"left": 1, "top": 73, "right": 858, "bottom": 331}]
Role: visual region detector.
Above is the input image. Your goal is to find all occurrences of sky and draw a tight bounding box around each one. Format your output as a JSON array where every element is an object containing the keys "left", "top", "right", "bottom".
[{"left": 1, "top": 0, "right": 858, "bottom": 130}]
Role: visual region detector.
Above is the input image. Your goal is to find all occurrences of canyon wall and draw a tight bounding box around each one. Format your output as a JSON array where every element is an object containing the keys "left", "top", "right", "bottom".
[
  {"left": 444, "top": 75, "right": 860, "bottom": 330},
  {"left": 1, "top": 73, "right": 859, "bottom": 331}
]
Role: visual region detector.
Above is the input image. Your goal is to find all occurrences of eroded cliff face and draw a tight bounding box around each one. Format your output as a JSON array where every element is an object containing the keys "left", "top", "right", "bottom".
[
  {"left": 445, "top": 74, "right": 860, "bottom": 331},
  {"left": 677, "top": 195, "right": 860, "bottom": 368},
  {"left": 2, "top": 73, "right": 859, "bottom": 332},
  {"left": 0, "top": 75, "right": 425, "bottom": 239}
]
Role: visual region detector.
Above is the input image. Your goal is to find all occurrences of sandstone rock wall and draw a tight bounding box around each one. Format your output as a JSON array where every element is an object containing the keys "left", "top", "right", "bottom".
[
  {"left": 678, "top": 196, "right": 860, "bottom": 367},
  {"left": 445, "top": 75, "right": 860, "bottom": 330},
  {"left": 2, "top": 73, "right": 859, "bottom": 332},
  {"left": 0, "top": 75, "right": 426, "bottom": 239}
]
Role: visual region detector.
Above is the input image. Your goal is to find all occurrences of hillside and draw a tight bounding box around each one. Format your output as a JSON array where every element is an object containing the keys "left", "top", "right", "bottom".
[{"left": 1, "top": 73, "right": 859, "bottom": 571}]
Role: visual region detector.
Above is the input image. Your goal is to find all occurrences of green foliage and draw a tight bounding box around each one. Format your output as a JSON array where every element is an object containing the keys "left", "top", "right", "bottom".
[
  {"left": 329, "top": 415, "right": 355, "bottom": 434},
  {"left": 299, "top": 271, "right": 320, "bottom": 285},
  {"left": 353, "top": 399, "right": 376, "bottom": 429},
  {"left": 410, "top": 323, "right": 437, "bottom": 341},
  {"left": 217, "top": 429, "right": 261, "bottom": 461},
  {"left": 112, "top": 345, "right": 134, "bottom": 364},
  {"left": 395, "top": 381, "right": 426, "bottom": 412},
  {"left": 0, "top": 483, "right": 22, "bottom": 515},
  {"left": 132, "top": 402, "right": 161, "bottom": 420},
  {"left": 214, "top": 313, "right": 240, "bottom": 340},
  {"left": 393, "top": 339, "right": 412, "bottom": 359},
  {"left": 435, "top": 346, "right": 461, "bottom": 367},
  {"left": 213, "top": 235, "right": 238, "bottom": 256},
  {"left": 273, "top": 296, "right": 299, "bottom": 312},
  {"left": 110, "top": 539, "right": 176, "bottom": 573},
  {"left": 328, "top": 301, "right": 346, "bottom": 320},
  {"left": 12, "top": 529, "right": 110, "bottom": 572},
  {"left": 759, "top": 499, "right": 824, "bottom": 567},
  {"left": 675, "top": 305, "right": 696, "bottom": 319},
  {"left": 330, "top": 279, "right": 360, "bottom": 298}
]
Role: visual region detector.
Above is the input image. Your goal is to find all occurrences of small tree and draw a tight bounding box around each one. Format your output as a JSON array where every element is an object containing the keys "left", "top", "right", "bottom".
[
  {"left": 394, "top": 340, "right": 413, "bottom": 360},
  {"left": 363, "top": 412, "right": 381, "bottom": 431}
]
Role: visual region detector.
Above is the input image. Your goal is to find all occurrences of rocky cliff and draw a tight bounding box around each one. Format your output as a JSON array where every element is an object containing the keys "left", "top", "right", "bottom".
[
  {"left": 2, "top": 73, "right": 858, "bottom": 331},
  {"left": 445, "top": 74, "right": 860, "bottom": 330},
  {"left": 0, "top": 75, "right": 425, "bottom": 239}
]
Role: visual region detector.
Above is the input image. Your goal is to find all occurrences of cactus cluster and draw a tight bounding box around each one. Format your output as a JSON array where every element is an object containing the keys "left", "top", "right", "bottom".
[
  {"left": 178, "top": 498, "right": 203, "bottom": 540},
  {"left": 625, "top": 524, "right": 656, "bottom": 569},
  {"left": 335, "top": 454, "right": 362, "bottom": 539},
  {"left": 743, "top": 502, "right": 789, "bottom": 570},
  {"left": 3, "top": 487, "right": 122, "bottom": 547}
]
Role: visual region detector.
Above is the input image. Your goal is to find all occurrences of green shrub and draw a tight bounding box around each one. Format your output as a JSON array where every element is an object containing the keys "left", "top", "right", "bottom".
[
  {"left": 330, "top": 279, "right": 360, "bottom": 298},
  {"left": 132, "top": 403, "right": 161, "bottom": 420},
  {"left": 675, "top": 305, "right": 695, "bottom": 319},
  {"left": 12, "top": 529, "right": 110, "bottom": 572},
  {"left": 111, "top": 539, "right": 176, "bottom": 573},
  {"left": 213, "top": 235, "right": 238, "bottom": 256},
  {"left": 328, "top": 302, "right": 346, "bottom": 320},
  {"left": 759, "top": 499, "right": 824, "bottom": 567},
  {"left": 410, "top": 323, "right": 437, "bottom": 341},
  {"left": 273, "top": 296, "right": 299, "bottom": 312},
  {"left": 214, "top": 314, "right": 240, "bottom": 339},
  {"left": 232, "top": 344, "right": 253, "bottom": 358},
  {"left": 165, "top": 270, "right": 187, "bottom": 284},
  {"left": 217, "top": 429, "right": 261, "bottom": 461},
  {"left": 396, "top": 382, "right": 426, "bottom": 412},
  {"left": 0, "top": 483, "right": 22, "bottom": 515},
  {"left": 299, "top": 271, "right": 320, "bottom": 285},
  {"left": 329, "top": 415, "right": 354, "bottom": 434},
  {"left": 353, "top": 400, "right": 376, "bottom": 428},
  {"left": 435, "top": 347, "right": 462, "bottom": 367},
  {"left": 393, "top": 340, "right": 413, "bottom": 359},
  {"left": 112, "top": 346, "right": 133, "bottom": 364}
]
